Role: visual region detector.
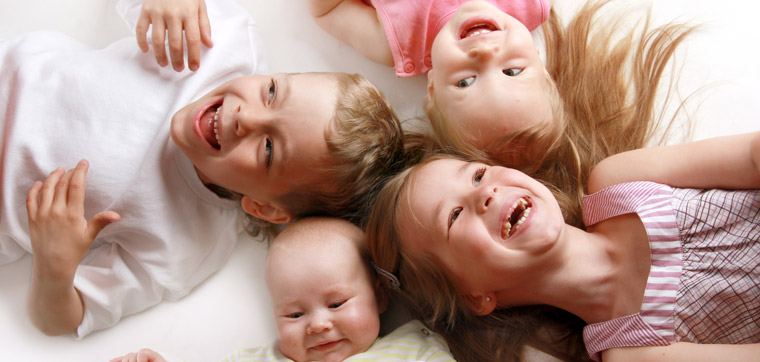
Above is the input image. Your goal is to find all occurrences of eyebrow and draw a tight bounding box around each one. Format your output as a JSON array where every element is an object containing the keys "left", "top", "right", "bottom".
[{"left": 457, "top": 161, "right": 471, "bottom": 178}]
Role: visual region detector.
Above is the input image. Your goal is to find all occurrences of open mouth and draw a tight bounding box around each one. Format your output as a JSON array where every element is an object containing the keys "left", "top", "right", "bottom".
[
  {"left": 460, "top": 18, "right": 500, "bottom": 39},
  {"left": 198, "top": 100, "right": 222, "bottom": 150},
  {"left": 501, "top": 198, "right": 531, "bottom": 239}
]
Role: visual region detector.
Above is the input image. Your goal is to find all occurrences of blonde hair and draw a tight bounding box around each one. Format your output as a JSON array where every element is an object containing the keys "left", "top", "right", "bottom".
[
  {"left": 425, "top": 0, "right": 696, "bottom": 227},
  {"left": 366, "top": 154, "right": 588, "bottom": 362},
  {"left": 244, "top": 72, "right": 408, "bottom": 239}
]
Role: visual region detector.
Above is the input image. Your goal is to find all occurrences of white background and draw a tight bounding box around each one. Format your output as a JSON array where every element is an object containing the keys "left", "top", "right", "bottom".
[{"left": 1, "top": 0, "right": 758, "bottom": 361}]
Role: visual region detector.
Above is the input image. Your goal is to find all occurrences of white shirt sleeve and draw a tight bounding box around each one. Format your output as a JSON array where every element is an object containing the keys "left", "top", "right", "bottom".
[{"left": 74, "top": 241, "right": 164, "bottom": 338}]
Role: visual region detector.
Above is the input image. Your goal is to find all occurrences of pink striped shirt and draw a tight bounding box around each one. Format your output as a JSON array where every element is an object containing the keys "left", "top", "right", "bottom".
[{"left": 581, "top": 182, "right": 760, "bottom": 361}]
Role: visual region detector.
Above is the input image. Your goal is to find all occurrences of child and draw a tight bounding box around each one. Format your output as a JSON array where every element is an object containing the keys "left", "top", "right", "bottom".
[
  {"left": 112, "top": 217, "right": 456, "bottom": 361},
  {"left": 309, "top": 0, "right": 696, "bottom": 229},
  {"left": 0, "top": 0, "right": 406, "bottom": 338},
  {"left": 364, "top": 132, "right": 760, "bottom": 361},
  {"left": 306, "top": 0, "right": 548, "bottom": 78}
]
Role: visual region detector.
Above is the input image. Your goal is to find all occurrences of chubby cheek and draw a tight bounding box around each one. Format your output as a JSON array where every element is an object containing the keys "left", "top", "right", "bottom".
[
  {"left": 276, "top": 323, "right": 306, "bottom": 361},
  {"left": 341, "top": 302, "right": 381, "bottom": 351}
]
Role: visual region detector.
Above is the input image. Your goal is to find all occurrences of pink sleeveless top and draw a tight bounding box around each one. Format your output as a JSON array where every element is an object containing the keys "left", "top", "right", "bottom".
[{"left": 581, "top": 182, "right": 760, "bottom": 361}]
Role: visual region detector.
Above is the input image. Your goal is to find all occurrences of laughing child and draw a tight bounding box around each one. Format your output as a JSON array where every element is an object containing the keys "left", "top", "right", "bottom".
[{"left": 0, "top": 0, "right": 406, "bottom": 338}]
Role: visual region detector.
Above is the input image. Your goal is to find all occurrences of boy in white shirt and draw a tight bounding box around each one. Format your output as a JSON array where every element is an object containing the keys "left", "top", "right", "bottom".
[{"left": 0, "top": 0, "right": 405, "bottom": 338}]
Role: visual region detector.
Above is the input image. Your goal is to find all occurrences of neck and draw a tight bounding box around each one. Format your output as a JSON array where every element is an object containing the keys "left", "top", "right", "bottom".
[{"left": 500, "top": 222, "right": 646, "bottom": 324}]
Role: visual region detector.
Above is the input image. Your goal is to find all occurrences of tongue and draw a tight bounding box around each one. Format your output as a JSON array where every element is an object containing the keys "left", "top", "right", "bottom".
[{"left": 199, "top": 107, "right": 220, "bottom": 149}]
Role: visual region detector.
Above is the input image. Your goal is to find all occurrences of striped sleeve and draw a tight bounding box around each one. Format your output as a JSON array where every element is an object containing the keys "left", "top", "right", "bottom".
[{"left": 347, "top": 320, "right": 456, "bottom": 361}]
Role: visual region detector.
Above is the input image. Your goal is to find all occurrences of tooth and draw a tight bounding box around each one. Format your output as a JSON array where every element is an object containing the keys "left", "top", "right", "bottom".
[
  {"left": 513, "top": 208, "right": 530, "bottom": 233},
  {"left": 502, "top": 221, "right": 511, "bottom": 239}
]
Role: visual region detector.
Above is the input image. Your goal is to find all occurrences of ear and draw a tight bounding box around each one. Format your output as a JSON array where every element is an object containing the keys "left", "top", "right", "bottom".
[
  {"left": 426, "top": 69, "right": 435, "bottom": 97},
  {"left": 464, "top": 292, "right": 497, "bottom": 316},
  {"left": 373, "top": 277, "right": 390, "bottom": 314},
  {"left": 241, "top": 196, "right": 293, "bottom": 224}
]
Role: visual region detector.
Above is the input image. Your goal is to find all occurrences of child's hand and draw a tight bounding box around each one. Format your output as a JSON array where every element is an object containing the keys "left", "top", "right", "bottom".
[
  {"left": 110, "top": 348, "right": 167, "bottom": 362},
  {"left": 26, "top": 160, "right": 121, "bottom": 282},
  {"left": 136, "top": 0, "right": 214, "bottom": 72}
]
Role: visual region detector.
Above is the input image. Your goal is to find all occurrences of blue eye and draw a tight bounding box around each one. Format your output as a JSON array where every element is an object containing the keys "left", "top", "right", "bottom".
[
  {"left": 503, "top": 68, "right": 522, "bottom": 76},
  {"left": 474, "top": 167, "right": 486, "bottom": 185},
  {"left": 456, "top": 76, "right": 475, "bottom": 88},
  {"left": 268, "top": 79, "right": 276, "bottom": 102}
]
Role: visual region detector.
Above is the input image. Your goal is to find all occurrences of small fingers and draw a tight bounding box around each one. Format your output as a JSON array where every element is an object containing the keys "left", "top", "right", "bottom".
[
  {"left": 66, "top": 160, "right": 89, "bottom": 210},
  {"left": 86, "top": 211, "right": 121, "bottom": 242},
  {"left": 26, "top": 181, "right": 43, "bottom": 218},
  {"left": 184, "top": 17, "right": 201, "bottom": 71},
  {"left": 167, "top": 18, "right": 185, "bottom": 72},
  {"left": 135, "top": 12, "right": 151, "bottom": 52},
  {"left": 199, "top": 0, "right": 213, "bottom": 48},
  {"left": 52, "top": 167, "right": 76, "bottom": 208},
  {"left": 38, "top": 168, "right": 65, "bottom": 211},
  {"left": 151, "top": 19, "right": 169, "bottom": 67}
]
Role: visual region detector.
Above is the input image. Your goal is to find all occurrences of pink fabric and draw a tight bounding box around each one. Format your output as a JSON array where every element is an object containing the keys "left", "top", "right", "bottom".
[
  {"left": 367, "top": 0, "right": 549, "bottom": 77},
  {"left": 581, "top": 182, "right": 760, "bottom": 361}
]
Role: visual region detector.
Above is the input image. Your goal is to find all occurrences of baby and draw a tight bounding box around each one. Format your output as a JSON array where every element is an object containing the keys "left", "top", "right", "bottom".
[{"left": 113, "top": 217, "right": 455, "bottom": 362}]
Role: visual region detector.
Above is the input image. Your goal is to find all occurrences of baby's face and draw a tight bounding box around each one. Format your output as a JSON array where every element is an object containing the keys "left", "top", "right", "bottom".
[
  {"left": 397, "top": 158, "right": 564, "bottom": 298},
  {"left": 170, "top": 73, "right": 337, "bottom": 214},
  {"left": 266, "top": 233, "right": 381, "bottom": 362},
  {"left": 429, "top": 0, "right": 552, "bottom": 149}
]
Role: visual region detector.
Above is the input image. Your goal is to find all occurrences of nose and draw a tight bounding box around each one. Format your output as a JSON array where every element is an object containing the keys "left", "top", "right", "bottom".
[
  {"left": 306, "top": 313, "right": 333, "bottom": 334},
  {"left": 233, "top": 105, "right": 264, "bottom": 137},
  {"left": 473, "top": 185, "right": 497, "bottom": 214},
  {"left": 468, "top": 41, "right": 500, "bottom": 61}
]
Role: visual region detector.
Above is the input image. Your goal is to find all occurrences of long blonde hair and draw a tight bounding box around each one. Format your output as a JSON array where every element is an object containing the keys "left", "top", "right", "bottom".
[{"left": 425, "top": 0, "right": 696, "bottom": 227}]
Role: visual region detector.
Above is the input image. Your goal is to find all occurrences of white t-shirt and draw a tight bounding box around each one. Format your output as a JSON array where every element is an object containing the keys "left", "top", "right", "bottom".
[{"left": 0, "top": 0, "right": 266, "bottom": 337}]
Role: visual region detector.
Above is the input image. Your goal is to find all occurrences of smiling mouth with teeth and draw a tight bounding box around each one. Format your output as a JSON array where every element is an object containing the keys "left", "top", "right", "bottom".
[
  {"left": 460, "top": 21, "right": 498, "bottom": 39},
  {"left": 501, "top": 198, "right": 531, "bottom": 239},
  {"left": 199, "top": 103, "right": 222, "bottom": 150},
  {"left": 213, "top": 107, "right": 220, "bottom": 144}
]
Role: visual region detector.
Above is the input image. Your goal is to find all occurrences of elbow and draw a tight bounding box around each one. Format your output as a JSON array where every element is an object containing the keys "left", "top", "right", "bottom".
[
  {"left": 30, "top": 318, "right": 77, "bottom": 337},
  {"left": 307, "top": 0, "right": 340, "bottom": 18},
  {"left": 750, "top": 132, "right": 760, "bottom": 174},
  {"left": 26, "top": 299, "right": 80, "bottom": 337}
]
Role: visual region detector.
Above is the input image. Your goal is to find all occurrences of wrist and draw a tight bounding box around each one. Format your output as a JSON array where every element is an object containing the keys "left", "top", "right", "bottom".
[{"left": 32, "top": 260, "right": 77, "bottom": 288}]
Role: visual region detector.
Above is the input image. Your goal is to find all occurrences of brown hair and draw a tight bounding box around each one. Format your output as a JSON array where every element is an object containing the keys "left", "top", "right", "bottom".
[
  {"left": 366, "top": 154, "right": 589, "bottom": 362},
  {"left": 425, "top": 0, "right": 696, "bottom": 227},
  {"left": 244, "top": 72, "right": 408, "bottom": 239}
]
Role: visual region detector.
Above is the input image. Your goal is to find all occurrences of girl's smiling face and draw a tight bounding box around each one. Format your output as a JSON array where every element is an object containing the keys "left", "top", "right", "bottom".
[
  {"left": 396, "top": 158, "right": 565, "bottom": 298},
  {"left": 428, "top": 0, "right": 553, "bottom": 149}
]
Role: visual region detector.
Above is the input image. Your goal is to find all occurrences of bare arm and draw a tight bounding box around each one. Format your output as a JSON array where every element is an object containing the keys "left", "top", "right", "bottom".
[
  {"left": 588, "top": 131, "right": 760, "bottom": 193},
  {"left": 27, "top": 270, "right": 84, "bottom": 335},
  {"left": 25, "top": 161, "right": 120, "bottom": 335},
  {"left": 307, "top": 0, "right": 393, "bottom": 66},
  {"left": 604, "top": 342, "right": 760, "bottom": 362}
]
